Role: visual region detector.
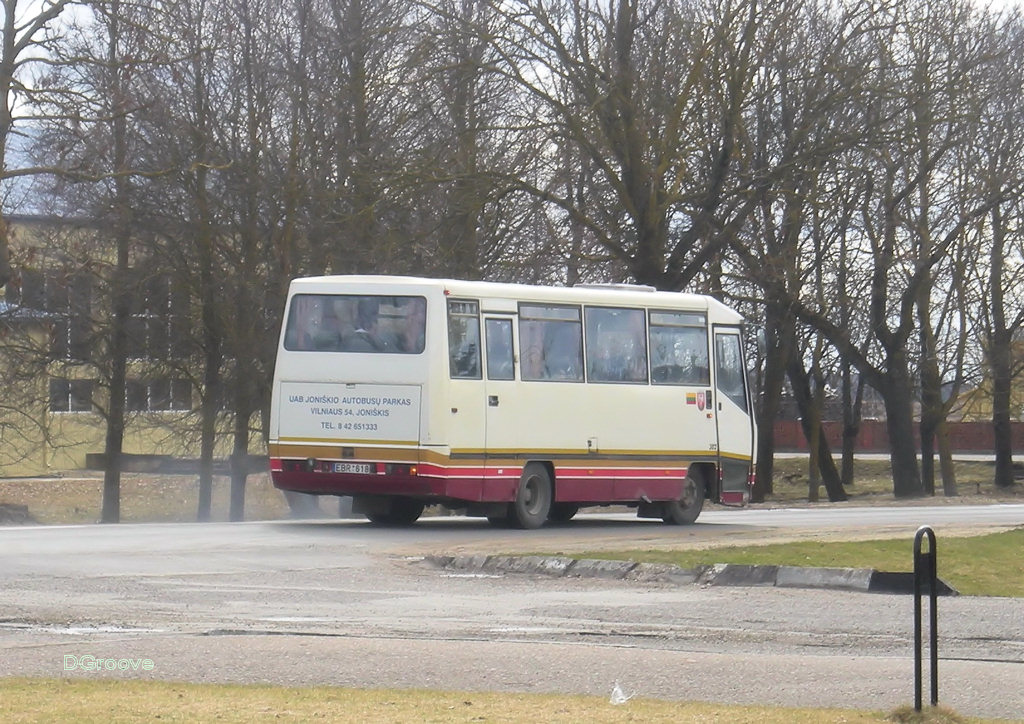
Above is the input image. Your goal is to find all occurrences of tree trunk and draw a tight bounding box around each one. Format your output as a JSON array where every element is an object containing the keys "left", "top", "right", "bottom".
[
  {"left": 879, "top": 371, "right": 924, "bottom": 498},
  {"left": 991, "top": 328, "right": 1015, "bottom": 489},
  {"left": 919, "top": 420, "right": 936, "bottom": 497},
  {"left": 102, "top": 215, "right": 130, "bottom": 523},
  {"left": 101, "top": 1, "right": 130, "bottom": 524},
  {"left": 936, "top": 417, "right": 958, "bottom": 497},
  {"left": 0, "top": 214, "right": 9, "bottom": 290},
  {"left": 918, "top": 300, "right": 954, "bottom": 496},
  {"left": 839, "top": 360, "right": 864, "bottom": 488},
  {"left": 102, "top": 263, "right": 129, "bottom": 523},
  {"left": 787, "top": 356, "right": 846, "bottom": 502},
  {"left": 807, "top": 409, "right": 820, "bottom": 503},
  {"left": 989, "top": 207, "right": 1016, "bottom": 489},
  {"left": 190, "top": 25, "right": 219, "bottom": 522},
  {"left": 753, "top": 303, "right": 794, "bottom": 501},
  {"left": 229, "top": 441, "right": 248, "bottom": 523},
  {"left": 197, "top": 287, "right": 220, "bottom": 521},
  {"left": 194, "top": 163, "right": 218, "bottom": 521}
]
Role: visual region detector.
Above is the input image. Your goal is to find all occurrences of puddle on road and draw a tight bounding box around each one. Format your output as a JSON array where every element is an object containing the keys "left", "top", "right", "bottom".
[{"left": 0, "top": 621, "right": 165, "bottom": 635}]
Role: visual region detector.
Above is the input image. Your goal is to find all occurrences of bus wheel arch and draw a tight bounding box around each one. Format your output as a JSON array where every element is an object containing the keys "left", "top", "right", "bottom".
[
  {"left": 662, "top": 464, "right": 710, "bottom": 525},
  {"left": 509, "top": 461, "right": 553, "bottom": 529}
]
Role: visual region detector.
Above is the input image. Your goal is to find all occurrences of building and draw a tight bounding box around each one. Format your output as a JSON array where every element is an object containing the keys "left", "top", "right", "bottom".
[{"left": 0, "top": 215, "right": 216, "bottom": 477}]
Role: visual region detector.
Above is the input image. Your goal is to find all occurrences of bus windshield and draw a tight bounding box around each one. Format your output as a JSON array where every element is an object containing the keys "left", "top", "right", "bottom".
[{"left": 283, "top": 294, "right": 426, "bottom": 353}]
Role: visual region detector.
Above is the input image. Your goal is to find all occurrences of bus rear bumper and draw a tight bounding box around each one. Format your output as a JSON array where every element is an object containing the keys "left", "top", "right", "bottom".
[{"left": 271, "top": 469, "right": 445, "bottom": 497}]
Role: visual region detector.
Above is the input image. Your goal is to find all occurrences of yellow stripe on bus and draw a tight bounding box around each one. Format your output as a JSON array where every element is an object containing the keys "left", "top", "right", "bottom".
[{"left": 270, "top": 441, "right": 749, "bottom": 467}]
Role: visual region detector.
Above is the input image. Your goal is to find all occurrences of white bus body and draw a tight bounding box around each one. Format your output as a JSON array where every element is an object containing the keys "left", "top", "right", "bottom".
[{"left": 269, "top": 276, "right": 756, "bottom": 527}]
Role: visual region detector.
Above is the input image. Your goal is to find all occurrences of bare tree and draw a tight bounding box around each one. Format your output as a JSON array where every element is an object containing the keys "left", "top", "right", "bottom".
[
  {"left": 140, "top": 0, "right": 231, "bottom": 520},
  {"left": 729, "top": 0, "right": 880, "bottom": 500},
  {"left": 1, "top": 0, "right": 78, "bottom": 289},
  {"left": 970, "top": 7, "right": 1024, "bottom": 489},
  {"left": 31, "top": 0, "right": 170, "bottom": 521},
  {"left": 406, "top": 0, "right": 548, "bottom": 279},
  {"left": 483, "top": 0, "right": 763, "bottom": 290}
]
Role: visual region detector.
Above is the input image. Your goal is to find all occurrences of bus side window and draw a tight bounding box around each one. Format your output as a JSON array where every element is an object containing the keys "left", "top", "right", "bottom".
[
  {"left": 485, "top": 318, "right": 515, "bottom": 380},
  {"left": 448, "top": 299, "right": 481, "bottom": 379},
  {"left": 519, "top": 304, "right": 582, "bottom": 382},
  {"left": 649, "top": 311, "right": 709, "bottom": 385},
  {"left": 715, "top": 332, "right": 748, "bottom": 411},
  {"left": 585, "top": 307, "right": 647, "bottom": 383}
]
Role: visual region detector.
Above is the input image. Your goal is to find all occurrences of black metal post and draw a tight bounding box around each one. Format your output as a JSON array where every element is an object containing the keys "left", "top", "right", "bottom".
[{"left": 913, "top": 525, "right": 939, "bottom": 711}]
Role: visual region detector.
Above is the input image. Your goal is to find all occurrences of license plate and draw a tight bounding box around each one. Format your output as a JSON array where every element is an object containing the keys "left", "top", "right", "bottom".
[{"left": 333, "top": 462, "right": 374, "bottom": 474}]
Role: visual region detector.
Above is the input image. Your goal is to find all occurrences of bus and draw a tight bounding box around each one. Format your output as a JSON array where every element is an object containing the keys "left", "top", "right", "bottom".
[{"left": 268, "top": 276, "right": 755, "bottom": 528}]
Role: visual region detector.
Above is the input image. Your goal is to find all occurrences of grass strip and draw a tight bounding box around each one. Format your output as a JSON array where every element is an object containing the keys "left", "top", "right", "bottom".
[
  {"left": 0, "top": 678, "right": 986, "bottom": 723},
  {"left": 570, "top": 528, "right": 1024, "bottom": 597}
]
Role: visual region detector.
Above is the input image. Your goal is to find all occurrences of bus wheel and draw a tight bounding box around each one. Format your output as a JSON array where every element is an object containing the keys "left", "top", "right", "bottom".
[
  {"left": 366, "top": 498, "right": 425, "bottom": 526},
  {"left": 510, "top": 463, "right": 552, "bottom": 529},
  {"left": 662, "top": 474, "right": 704, "bottom": 525},
  {"left": 547, "top": 503, "right": 579, "bottom": 523}
]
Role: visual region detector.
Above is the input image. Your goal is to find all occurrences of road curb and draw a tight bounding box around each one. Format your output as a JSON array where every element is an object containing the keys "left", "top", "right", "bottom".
[{"left": 424, "top": 555, "right": 959, "bottom": 595}]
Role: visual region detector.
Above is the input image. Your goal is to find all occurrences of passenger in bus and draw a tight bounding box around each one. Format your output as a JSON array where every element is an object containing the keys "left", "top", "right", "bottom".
[
  {"left": 397, "top": 298, "right": 426, "bottom": 353},
  {"left": 310, "top": 302, "right": 350, "bottom": 351},
  {"left": 543, "top": 323, "right": 582, "bottom": 380},
  {"left": 343, "top": 298, "right": 390, "bottom": 352},
  {"left": 451, "top": 342, "right": 479, "bottom": 376},
  {"left": 521, "top": 344, "right": 544, "bottom": 379}
]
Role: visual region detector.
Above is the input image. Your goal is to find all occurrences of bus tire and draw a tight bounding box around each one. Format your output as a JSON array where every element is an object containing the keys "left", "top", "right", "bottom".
[
  {"left": 662, "top": 474, "right": 704, "bottom": 525},
  {"left": 547, "top": 503, "right": 579, "bottom": 523},
  {"left": 510, "top": 463, "right": 552, "bottom": 529},
  {"left": 366, "top": 498, "right": 425, "bottom": 526}
]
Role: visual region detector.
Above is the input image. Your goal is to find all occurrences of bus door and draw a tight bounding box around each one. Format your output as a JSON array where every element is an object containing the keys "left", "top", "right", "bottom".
[
  {"left": 482, "top": 316, "right": 520, "bottom": 499},
  {"left": 712, "top": 327, "right": 755, "bottom": 499}
]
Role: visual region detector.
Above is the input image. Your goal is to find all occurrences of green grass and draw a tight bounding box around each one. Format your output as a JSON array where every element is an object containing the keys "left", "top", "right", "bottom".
[
  {"left": 570, "top": 528, "right": 1024, "bottom": 597},
  {"left": 767, "top": 458, "right": 1023, "bottom": 503},
  {"left": 0, "top": 679, "right": 991, "bottom": 723}
]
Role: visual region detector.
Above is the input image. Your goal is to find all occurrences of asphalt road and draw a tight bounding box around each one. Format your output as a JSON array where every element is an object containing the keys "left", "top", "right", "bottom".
[{"left": 1, "top": 506, "right": 1022, "bottom": 720}]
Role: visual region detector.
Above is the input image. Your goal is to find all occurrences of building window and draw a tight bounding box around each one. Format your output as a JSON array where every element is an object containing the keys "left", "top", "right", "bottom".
[
  {"left": 171, "top": 379, "right": 192, "bottom": 410},
  {"left": 127, "top": 270, "right": 189, "bottom": 360},
  {"left": 10, "top": 268, "right": 93, "bottom": 362},
  {"left": 127, "top": 378, "right": 193, "bottom": 412},
  {"left": 49, "top": 378, "right": 95, "bottom": 413}
]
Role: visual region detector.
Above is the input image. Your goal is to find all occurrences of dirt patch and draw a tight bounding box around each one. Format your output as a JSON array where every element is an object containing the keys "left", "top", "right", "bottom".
[
  {"left": 0, "top": 471, "right": 291, "bottom": 525},
  {"left": 0, "top": 502, "right": 37, "bottom": 525},
  {"left": 766, "top": 457, "right": 1024, "bottom": 506}
]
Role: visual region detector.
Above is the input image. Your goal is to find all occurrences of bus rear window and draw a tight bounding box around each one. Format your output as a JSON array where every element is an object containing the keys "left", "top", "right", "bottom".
[{"left": 283, "top": 294, "right": 426, "bottom": 353}]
